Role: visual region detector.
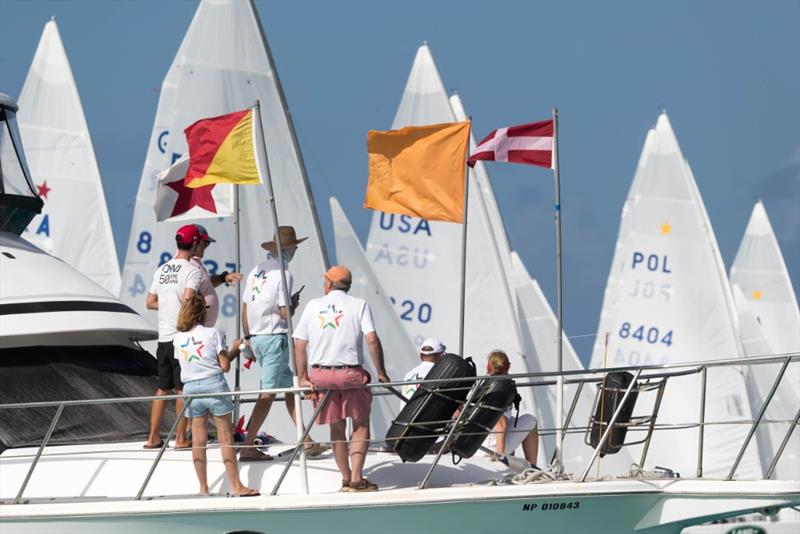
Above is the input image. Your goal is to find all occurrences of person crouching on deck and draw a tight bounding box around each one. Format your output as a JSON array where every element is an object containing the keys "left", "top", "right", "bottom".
[
  {"left": 484, "top": 351, "right": 540, "bottom": 467},
  {"left": 174, "top": 294, "right": 259, "bottom": 497}
]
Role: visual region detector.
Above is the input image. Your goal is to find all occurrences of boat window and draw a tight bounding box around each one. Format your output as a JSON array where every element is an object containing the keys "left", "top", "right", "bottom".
[
  {"left": 0, "top": 345, "right": 170, "bottom": 452},
  {"left": 0, "top": 108, "right": 37, "bottom": 197}
]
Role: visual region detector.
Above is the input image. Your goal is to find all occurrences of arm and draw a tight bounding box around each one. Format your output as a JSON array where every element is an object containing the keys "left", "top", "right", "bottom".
[
  {"left": 294, "top": 338, "right": 312, "bottom": 391},
  {"left": 218, "top": 337, "right": 243, "bottom": 373},
  {"left": 242, "top": 303, "right": 250, "bottom": 339},
  {"left": 145, "top": 292, "right": 158, "bottom": 310},
  {"left": 493, "top": 415, "right": 508, "bottom": 456},
  {"left": 212, "top": 271, "right": 243, "bottom": 288},
  {"left": 366, "top": 332, "right": 389, "bottom": 383}
]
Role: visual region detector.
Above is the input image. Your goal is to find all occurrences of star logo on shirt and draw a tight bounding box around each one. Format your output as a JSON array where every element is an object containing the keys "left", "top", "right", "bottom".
[
  {"left": 37, "top": 181, "right": 52, "bottom": 200},
  {"left": 318, "top": 304, "right": 343, "bottom": 330},
  {"left": 251, "top": 269, "right": 267, "bottom": 298},
  {"left": 179, "top": 336, "right": 204, "bottom": 363}
]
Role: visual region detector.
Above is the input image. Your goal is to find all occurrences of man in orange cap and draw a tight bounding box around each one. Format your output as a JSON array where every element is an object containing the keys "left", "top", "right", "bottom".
[{"left": 293, "top": 265, "right": 390, "bottom": 492}]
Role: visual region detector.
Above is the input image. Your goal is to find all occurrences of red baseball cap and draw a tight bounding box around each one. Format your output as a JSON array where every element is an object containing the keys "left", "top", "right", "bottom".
[
  {"left": 175, "top": 224, "right": 201, "bottom": 244},
  {"left": 194, "top": 224, "right": 216, "bottom": 243}
]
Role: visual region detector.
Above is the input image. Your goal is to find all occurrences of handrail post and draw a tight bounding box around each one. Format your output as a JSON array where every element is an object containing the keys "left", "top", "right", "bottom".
[
  {"left": 419, "top": 379, "right": 483, "bottom": 490},
  {"left": 727, "top": 356, "right": 791, "bottom": 481},
  {"left": 551, "top": 381, "right": 584, "bottom": 464},
  {"left": 697, "top": 366, "right": 707, "bottom": 478},
  {"left": 136, "top": 396, "right": 191, "bottom": 500},
  {"left": 271, "top": 390, "right": 330, "bottom": 496},
  {"left": 579, "top": 369, "right": 641, "bottom": 482},
  {"left": 638, "top": 377, "right": 667, "bottom": 469},
  {"left": 764, "top": 406, "right": 800, "bottom": 480},
  {"left": 15, "top": 403, "right": 64, "bottom": 504}
]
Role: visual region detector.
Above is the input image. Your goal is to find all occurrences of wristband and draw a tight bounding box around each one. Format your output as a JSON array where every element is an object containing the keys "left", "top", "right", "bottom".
[{"left": 219, "top": 271, "right": 229, "bottom": 286}]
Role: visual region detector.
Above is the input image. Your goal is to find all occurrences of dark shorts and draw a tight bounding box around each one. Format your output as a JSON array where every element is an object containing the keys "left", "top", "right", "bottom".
[{"left": 157, "top": 341, "right": 182, "bottom": 391}]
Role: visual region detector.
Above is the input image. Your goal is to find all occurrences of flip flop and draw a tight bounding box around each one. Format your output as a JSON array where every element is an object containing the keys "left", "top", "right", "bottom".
[
  {"left": 303, "top": 442, "right": 328, "bottom": 458},
  {"left": 239, "top": 451, "right": 273, "bottom": 462},
  {"left": 142, "top": 441, "right": 164, "bottom": 449},
  {"left": 232, "top": 488, "right": 261, "bottom": 497}
]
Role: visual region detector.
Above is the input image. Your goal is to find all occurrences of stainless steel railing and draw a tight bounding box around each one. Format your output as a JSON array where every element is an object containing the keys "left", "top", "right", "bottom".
[{"left": 1, "top": 352, "right": 797, "bottom": 503}]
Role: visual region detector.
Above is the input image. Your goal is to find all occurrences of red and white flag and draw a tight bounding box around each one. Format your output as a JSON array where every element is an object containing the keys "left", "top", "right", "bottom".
[
  {"left": 154, "top": 154, "right": 233, "bottom": 222},
  {"left": 467, "top": 119, "right": 554, "bottom": 169}
]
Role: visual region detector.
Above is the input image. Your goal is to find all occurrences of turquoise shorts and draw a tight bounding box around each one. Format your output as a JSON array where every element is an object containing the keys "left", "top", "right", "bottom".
[
  {"left": 253, "top": 334, "right": 293, "bottom": 390},
  {"left": 183, "top": 374, "right": 234, "bottom": 418}
]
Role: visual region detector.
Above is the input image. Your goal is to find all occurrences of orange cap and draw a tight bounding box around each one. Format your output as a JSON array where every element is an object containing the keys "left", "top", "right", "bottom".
[{"left": 325, "top": 265, "right": 352, "bottom": 284}]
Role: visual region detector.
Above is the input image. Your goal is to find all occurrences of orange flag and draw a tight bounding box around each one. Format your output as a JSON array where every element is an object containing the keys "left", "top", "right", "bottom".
[{"left": 364, "top": 121, "right": 470, "bottom": 223}]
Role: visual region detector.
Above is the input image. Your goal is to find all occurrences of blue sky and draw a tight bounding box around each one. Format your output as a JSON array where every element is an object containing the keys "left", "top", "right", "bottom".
[{"left": 1, "top": 0, "right": 798, "bottom": 361}]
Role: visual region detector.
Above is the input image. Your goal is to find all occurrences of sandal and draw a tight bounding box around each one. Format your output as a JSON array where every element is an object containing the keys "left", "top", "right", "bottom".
[
  {"left": 239, "top": 450, "right": 273, "bottom": 462},
  {"left": 339, "top": 480, "right": 350, "bottom": 492},
  {"left": 346, "top": 478, "right": 378, "bottom": 492},
  {"left": 303, "top": 442, "right": 328, "bottom": 458}
]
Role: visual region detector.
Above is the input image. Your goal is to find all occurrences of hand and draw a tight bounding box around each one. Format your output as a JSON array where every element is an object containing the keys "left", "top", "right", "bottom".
[
  {"left": 291, "top": 292, "right": 300, "bottom": 308},
  {"left": 226, "top": 272, "right": 243, "bottom": 285},
  {"left": 299, "top": 377, "right": 315, "bottom": 399},
  {"left": 377, "top": 371, "right": 390, "bottom": 383}
]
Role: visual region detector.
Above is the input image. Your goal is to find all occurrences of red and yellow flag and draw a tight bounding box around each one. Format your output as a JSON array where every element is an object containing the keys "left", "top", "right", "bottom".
[
  {"left": 184, "top": 109, "right": 262, "bottom": 189},
  {"left": 364, "top": 121, "right": 470, "bottom": 223}
]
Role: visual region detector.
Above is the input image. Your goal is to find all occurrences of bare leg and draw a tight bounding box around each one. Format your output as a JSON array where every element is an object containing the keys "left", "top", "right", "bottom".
[
  {"left": 145, "top": 389, "right": 169, "bottom": 447},
  {"left": 241, "top": 393, "right": 275, "bottom": 459},
  {"left": 522, "top": 428, "right": 540, "bottom": 465},
  {"left": 214, "top": 414, "right": 258, "bottom": 495},
  {"left": 349, "top": 419, "right": 370, "bottom": 483},
  {"left": 175, "top": 391, "right": 190, "bottom": 449},
  {"left": 330, "top": 420, "right": 350, "bottom": 482},
  {"left": 284, "top": 393, "right": 313, "bottom": 447},
  {"left": 191, "top": 415, "right": 209, "bottom": 495}
]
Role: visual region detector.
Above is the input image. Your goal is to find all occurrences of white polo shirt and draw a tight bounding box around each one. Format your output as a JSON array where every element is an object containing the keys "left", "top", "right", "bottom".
[
  {"left": 149, "top": 257, "right": 202, "bottom": 342},
  {"left": 242, "top": 253, "right": 293, "bottom": 335},
  {"left": 190, "top": 257, "right": 218, "bottom": 327},
  {"left": 174, "top": 324, "right": 228, "bottom": 382},
  {"left": 402, "top": 361, "right": 435, "bottom": 399},
  {"left": 293, "top": 290, "right": 375, "bottom": 367}
]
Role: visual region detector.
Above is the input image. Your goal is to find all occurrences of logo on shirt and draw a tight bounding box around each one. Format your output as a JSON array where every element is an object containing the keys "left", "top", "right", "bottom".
[
  {"left": 317, "top": 304, "right": 343, "bottom": 330},
  {"left": 178, "top": 336, "right": 204, "bottom": 363},
  {"left": 250, "top": 269, "right": 267, "bottom": 300}
]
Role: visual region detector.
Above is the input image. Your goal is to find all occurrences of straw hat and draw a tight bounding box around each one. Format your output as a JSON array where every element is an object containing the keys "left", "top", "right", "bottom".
[{"left": 261, "top": 226, "right": 308, "bottom": 252}]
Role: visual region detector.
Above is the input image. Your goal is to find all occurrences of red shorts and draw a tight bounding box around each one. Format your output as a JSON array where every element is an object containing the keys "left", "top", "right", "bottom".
[{"left": 309, "top": 366, "right": 372, "bottom": 425}]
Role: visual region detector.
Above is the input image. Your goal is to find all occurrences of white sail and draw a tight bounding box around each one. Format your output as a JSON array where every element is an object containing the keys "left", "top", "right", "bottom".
[
  {"left": 730, "top": 201, "right": 800, "bottom": 357},
  {"left": 732, "top": 284, "right": 800, "bottom": 479},
  {"left": 330, "top": 197, "right": 418, "bottom": 439},
  {"left": 590, "top": 112, "right": 761, "bottom": 478},
  {"left": 120, "top": 0, "right": 327, "bottom": 442},
  {"left": 365, "top": 44, "right": 539, "bottom": 444},
  {"left": 17, "top": 19, "right": 121, "bottom": 295},
  {"left": 730, "top": 201, "right": 800, "bottom": 480}
]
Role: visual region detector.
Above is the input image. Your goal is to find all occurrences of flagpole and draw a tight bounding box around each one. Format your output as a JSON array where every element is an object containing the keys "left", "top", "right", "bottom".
[
  {"left": 458, "top": 124, "right": 471, "bottom": 358},
  {"left": 233, "top": 183, "right": 242, "bottom": 423},
  {"left": 253, "top": 100, "right": 309, "bottom": 494},
  {"left": 552, "top": 107, "right": 564, "bottom": 464}
]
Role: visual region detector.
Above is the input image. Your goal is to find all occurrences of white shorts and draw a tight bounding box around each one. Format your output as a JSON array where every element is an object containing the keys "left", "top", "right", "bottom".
[{"left": 484, "top": 413, "right": 538, "bottom": 456}]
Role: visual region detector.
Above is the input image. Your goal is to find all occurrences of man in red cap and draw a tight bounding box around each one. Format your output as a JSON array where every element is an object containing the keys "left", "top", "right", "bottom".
[
  {"left": 293, "top": 265, "right": 390, "bottom": 492},
  {"left": 189, "top": 223, "right": 243, "bottom": 327},
  {"left": 143, "top": 224, "right": 204, "bottom": 449}
]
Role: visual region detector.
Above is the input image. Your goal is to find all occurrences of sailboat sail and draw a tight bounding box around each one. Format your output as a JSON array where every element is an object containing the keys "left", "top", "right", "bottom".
[
  {"left": 17, "top": 19, "right": 121, "bottom": 295},
  {"left": 730, "top": 202, "right": 800, "bottom": 479},
  {"left": 330, "top": 197, "right": 418, "bottom": 439},
  {"left": 365, "top": 45, "right": 539, "bottom": 446},
  {"left": 120, "top": 0, "right": 327, "bottom": 441},
  {"left": 590, "top": 112, "right": 761, "bottom": 478},
  {"left": 730, "top": 201, "right": 800, "bottom": 357}
]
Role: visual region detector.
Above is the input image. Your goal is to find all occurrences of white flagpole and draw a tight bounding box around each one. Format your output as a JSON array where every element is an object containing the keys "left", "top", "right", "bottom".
[
  {"left": 253, "top": 100, "right": 309, "bottom": 494},
  {"left": 233, "top": 184, "right": 242, "bottom": 423},
  {"left": 457, "top": 123, "right": 471, "bottom": 357},
  {"left": 552, "top": 107, "right": 564, "bottom": 464}
]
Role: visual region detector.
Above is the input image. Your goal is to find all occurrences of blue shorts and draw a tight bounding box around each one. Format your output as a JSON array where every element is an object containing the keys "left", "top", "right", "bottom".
[
  {"left": 252, "top": 334, "right": 293, "bottom": 390},
  {"left": 183, "top": 374, "right": 234, "bottom": 418}
]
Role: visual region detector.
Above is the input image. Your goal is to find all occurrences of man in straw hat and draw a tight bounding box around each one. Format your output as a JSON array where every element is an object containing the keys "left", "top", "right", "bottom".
[
  {"left": 240, "top": 226, "right": 324, "bottom": 460},
  {"left": 294, "top": 265, "right": 390, "bottom": 492}
]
